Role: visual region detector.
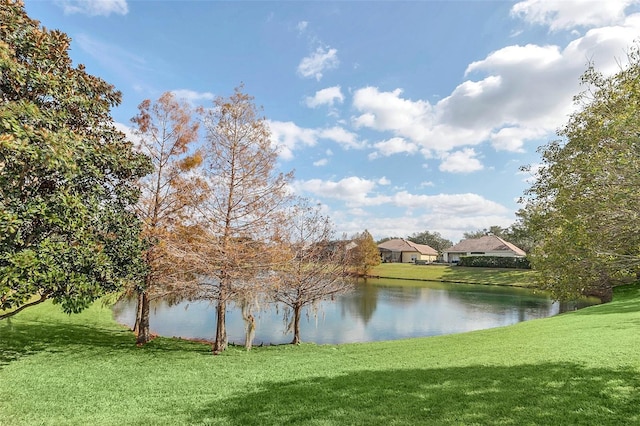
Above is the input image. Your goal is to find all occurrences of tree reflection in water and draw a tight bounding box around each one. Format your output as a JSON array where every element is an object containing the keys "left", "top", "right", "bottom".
[{"left": 113, "top": 279, "right": 597, "bottom": 345}]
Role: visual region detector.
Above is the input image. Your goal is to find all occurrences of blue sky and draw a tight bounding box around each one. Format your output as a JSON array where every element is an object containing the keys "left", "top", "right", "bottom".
[{"left": 24, "top": 0, "right": 640, "bottom": 242}]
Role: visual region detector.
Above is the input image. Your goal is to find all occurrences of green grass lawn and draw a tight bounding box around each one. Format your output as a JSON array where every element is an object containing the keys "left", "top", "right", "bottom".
[
  {"left": 370, "top": 262, "right": 536, "bottom": 287},
  {"left": 2, "top": 282, "right": 640, "bottom": 425}
]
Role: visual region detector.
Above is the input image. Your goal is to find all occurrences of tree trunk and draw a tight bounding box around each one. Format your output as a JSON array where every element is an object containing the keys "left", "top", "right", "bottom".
[
  {"left": 0, "top": 292, "right": 50, "bottom": 320},
  {"left": 136, "top": 291, "right": 151, "bottom": 345},
  {"left": 241, "top": 301, "right": 256, "bottom": 351},
  {"left": 133, "top": 291, "right": 143, "bottom": 335},
  {"left": 213, "top": 298, "right": 227, "bottom": 354},
  {"left": 291, "top": 305, "right": 301, "bottom": 345},
  {"left": 244, "top": 313, "right": 255, "bottom": 351}
]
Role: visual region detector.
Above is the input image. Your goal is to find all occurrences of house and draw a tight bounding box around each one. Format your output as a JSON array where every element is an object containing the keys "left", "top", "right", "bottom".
[
  {"left": 378, "top": 238, "right": 438, "bottom": 263},
  {"left": 443, "top": 235, "right": 526, "bottom": 263}
]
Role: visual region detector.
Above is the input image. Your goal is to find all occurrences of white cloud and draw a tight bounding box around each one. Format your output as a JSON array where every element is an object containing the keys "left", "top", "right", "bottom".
[
  {"left": 318, "top": 126, "right": 366, "bottom": 149},
  {"left": 297, "top": 47, "right": 339, "bottom": 81},
  {"left": 378, "top": 177, "right": 391, "bottom": 185},
  {"left": 293, "top": 177, "right": 508, "bottom": 218},
  {"left": 439, "top": 149, "right": 484, "bottom": 173},
  {"left": 351, "top": 14, "right": 640, "bottom": 160},
  {"left": 55, "top": 0, "right": 128, "bottom": 16},
  {"left": 269, "top": 121, "right": 365, "bottom": 159},
  {"left": 305, "top": 86, "right": 344, "bottom": 108},
  {"left": 268, "top": 120, "right": 318, "bottom": 160},
  {"left": 447, "top": 44, "right": 573, "bottom": 131},
  {"left": 307, "top": 185, "right": 512, "bottom": 242},
  {"left": 489, "top": 126, "right": 547, "bottom": 152},
  {"left": 313, "top": 158, "right": 328, "bottom": 167},
  {"left": 339, "top": 211, "right": 515, "bottom": 243},
  {"left": 391, "top": 192, "right": 508, "bottom": 216},
  {"left": 511, "top": 0, "right": 638, "bottom": 31},
  {"left": 369, "top": 137, "right": 419, "bottom": 160},
  {"left": 352, "top": 87, "right": 488, "bottom": 154},
  {"left": 292, "top": 177, "right": 379, "bottom": 206},
  {"left": 170, "top": 89, "right": 215, "bottom": 105},
  {"left": 352, "top": 87, "right": 433, "bottom": 134}
]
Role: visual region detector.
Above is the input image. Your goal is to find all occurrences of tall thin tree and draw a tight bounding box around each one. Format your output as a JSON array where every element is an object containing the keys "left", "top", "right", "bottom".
[
  {"left": 198, "top": 86, "right": 293, "bottom": 354},
  {"left": 130, "top": 92, "right": 201, "bottom": 345}
]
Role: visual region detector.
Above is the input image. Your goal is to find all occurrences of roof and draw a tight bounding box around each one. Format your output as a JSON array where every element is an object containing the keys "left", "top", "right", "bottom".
[
  {"left": 377, "top": 238, "right": 438, "bottom": 256},
  {"left": 445, "top": 235, "right": 526, "bottom": 256}
]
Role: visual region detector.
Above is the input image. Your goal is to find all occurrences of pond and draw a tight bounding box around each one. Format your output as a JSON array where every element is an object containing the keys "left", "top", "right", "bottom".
[{"left": 112, "top": 278, "right": 597, "bottom": 345}]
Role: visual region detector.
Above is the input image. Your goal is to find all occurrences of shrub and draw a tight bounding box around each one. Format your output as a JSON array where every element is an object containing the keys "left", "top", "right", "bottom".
[{"left": 458, "top": 256, "right": 531, "bottom": 269}]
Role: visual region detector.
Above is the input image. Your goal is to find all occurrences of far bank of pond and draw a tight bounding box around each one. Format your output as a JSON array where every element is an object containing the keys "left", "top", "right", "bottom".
[
  {"left": 113, "top": 278, "right": 598, "bottom": 345},
  {"left": 369, "top": 263, "right": 536, "bottom": 287}
]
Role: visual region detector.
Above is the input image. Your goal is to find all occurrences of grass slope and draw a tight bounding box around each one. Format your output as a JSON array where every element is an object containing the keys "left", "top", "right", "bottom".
[
  {"left": 1, "top": 285, "right": 639, "bottom": 425},
  {"left": 370, "top": 263, "right": 536, "bottom": 287}
]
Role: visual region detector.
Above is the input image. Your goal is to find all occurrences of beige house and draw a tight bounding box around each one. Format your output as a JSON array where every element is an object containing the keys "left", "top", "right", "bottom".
[
  {"left": 443, "top": 235, "right": 526, "bottom": 263},
  {"left": 378, "top": 238, "right": 438, "bottom": 263}
]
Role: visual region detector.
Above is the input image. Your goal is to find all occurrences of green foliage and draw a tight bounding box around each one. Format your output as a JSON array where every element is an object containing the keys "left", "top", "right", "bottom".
[
  {"left": 457, "top": 255, "right": 531, "bottom": 269},
  {"left": 0, "top": 1, "right": 150, "bottom": 317},
  {"left": 523, "top": 46, "right": 640, "bottom": 301},
  {"left": 504, "top": 210, "right": 537, "bottom": 254},
  {"left": 407, "top": 230, "right": 452, "bottom": 253},
  {"left": 462, "top": 227, "right": 502, "bottom": 240}
]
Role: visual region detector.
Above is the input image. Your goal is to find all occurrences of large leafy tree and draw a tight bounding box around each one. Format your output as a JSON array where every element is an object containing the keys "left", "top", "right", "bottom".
[
  {"left": 505, "top": 209, "right": 538, "bottom": 254},
  {"left": 0, "top": 0, "right": 150, "bottom": 319},
  {"left": 198, "top": 86, "right": 293, "bottom": 354},
  {"left": 130, "top": 92, "right": 202, "bottom": 344},
  {"left": 462, "top": 226, "right": 507, "bottom": 240},
  {"left": 523, "top": 48, "right": 640, "bottom": 302},
  {"left": 407, "top": 230, "right": 452, "bottom": 254}
]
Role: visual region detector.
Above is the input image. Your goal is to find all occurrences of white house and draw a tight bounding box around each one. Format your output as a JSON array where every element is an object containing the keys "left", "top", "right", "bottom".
[{"left": 443, "top": 235, "right": 526, "bottom": 263}]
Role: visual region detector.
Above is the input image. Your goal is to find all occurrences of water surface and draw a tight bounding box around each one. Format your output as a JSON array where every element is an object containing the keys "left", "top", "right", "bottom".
[{"left": 113, "top": 278, "right": 594, "bottom": 345}]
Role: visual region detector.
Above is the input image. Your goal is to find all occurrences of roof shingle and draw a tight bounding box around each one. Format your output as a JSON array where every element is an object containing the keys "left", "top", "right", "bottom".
[{"left": 378, "top": 238, "right": 438, "bottom": 256}]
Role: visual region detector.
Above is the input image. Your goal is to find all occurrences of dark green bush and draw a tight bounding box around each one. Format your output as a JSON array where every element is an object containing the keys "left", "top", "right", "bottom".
[{"left": 457, "top": 256, "right": 531, "bottom": 269}]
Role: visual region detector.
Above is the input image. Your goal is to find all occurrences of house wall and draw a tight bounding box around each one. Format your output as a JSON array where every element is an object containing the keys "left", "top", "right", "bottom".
[
  {"left": 421, "top": 253, "right": 437, "bottom": 262},
  {"left": 401, "top": 251, "right": 419, "bottom": 263},
  {"left": 380, "top": 250, "right": 437, "bottom": 263},
  {"left": 444, "top": 252, "right": 465, "bottom": 263},
  {"left": 401, "top": 252, "right": 437, "bottom": 263}
]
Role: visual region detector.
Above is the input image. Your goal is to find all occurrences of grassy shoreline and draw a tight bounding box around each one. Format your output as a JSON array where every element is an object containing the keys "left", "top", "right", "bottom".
[
  {"left": 2, "top": 277, "right": 639, "bottom": 425},
  {"left": 369, "top": 262, "right": 536, "bottom": 287}
]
